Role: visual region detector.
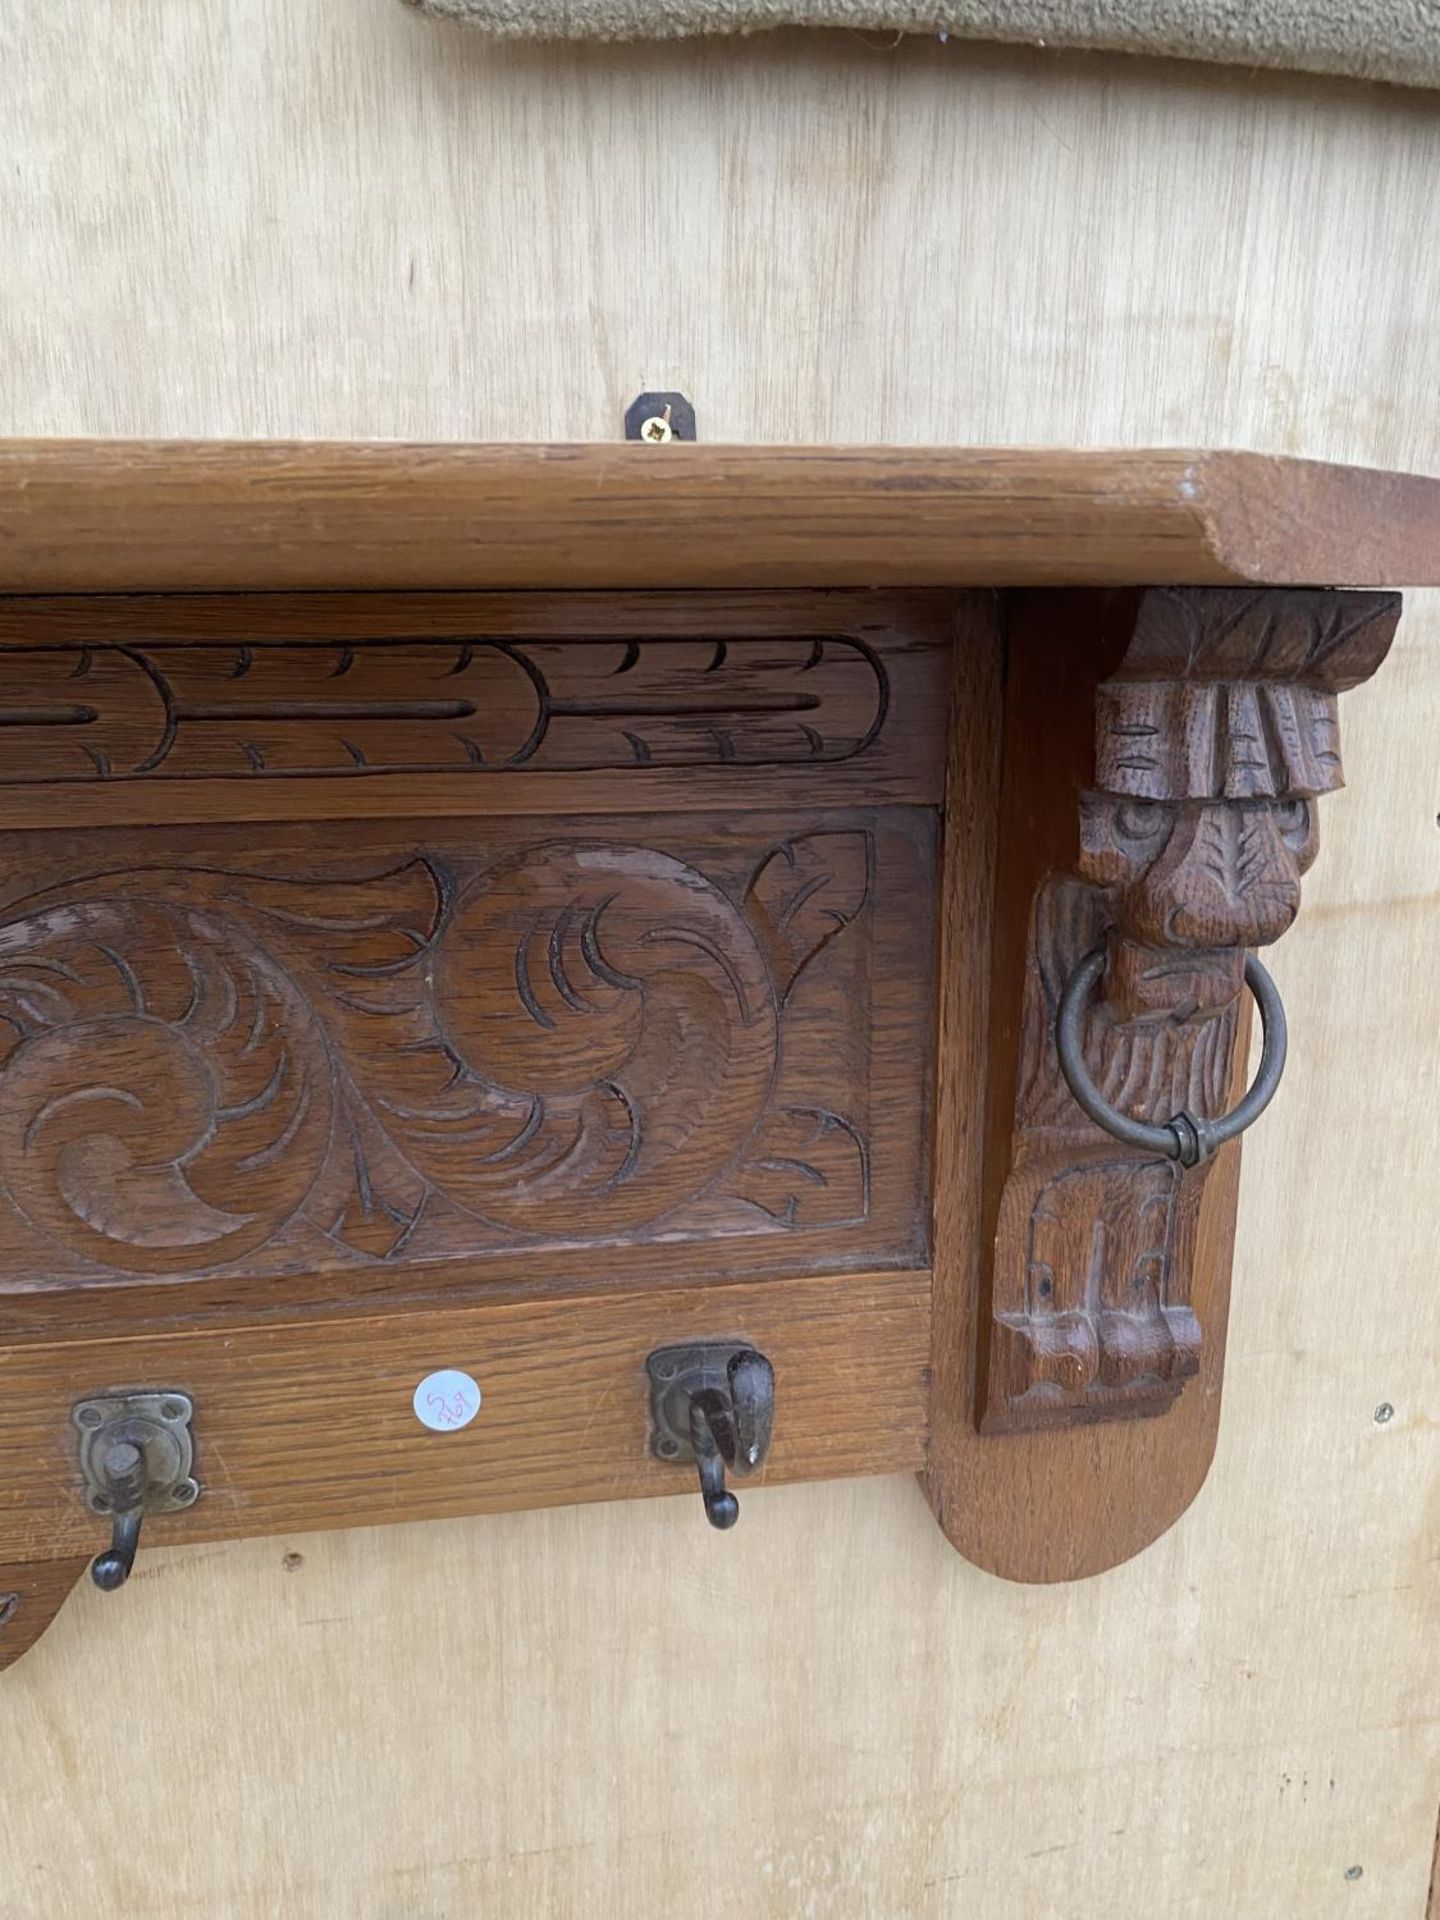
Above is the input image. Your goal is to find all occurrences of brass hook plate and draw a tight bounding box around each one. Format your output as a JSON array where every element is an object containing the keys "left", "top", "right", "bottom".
[
  {"left": 73, "top": 1392, "right": 198, "bottom": 1516},
  {"left": 646, "top": 1342, "right": 750, "bottom": 1464}
]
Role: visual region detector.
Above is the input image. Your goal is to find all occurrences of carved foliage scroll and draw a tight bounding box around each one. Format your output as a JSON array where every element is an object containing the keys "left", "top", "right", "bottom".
[
  {"left": 0, "top": 811, "right": 932, "bottom": 1291},
  {"left": 984, "top": 588, "right": 1398, "bottom": 1431}
]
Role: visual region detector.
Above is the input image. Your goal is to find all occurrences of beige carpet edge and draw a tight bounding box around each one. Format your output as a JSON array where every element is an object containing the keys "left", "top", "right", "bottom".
[{"left": 402, "top": 0, "right": 1440, "bottom": 90}]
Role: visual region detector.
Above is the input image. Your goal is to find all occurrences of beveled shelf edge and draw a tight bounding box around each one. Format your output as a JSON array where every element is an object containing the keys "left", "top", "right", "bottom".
[{"left": 1, "top": 441, "right": 1438, "bottom": 593}]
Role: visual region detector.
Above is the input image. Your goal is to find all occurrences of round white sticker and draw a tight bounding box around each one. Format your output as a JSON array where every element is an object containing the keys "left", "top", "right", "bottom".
[{"left": 413, "top": 1369, "right": 482, "bottom": 1433}]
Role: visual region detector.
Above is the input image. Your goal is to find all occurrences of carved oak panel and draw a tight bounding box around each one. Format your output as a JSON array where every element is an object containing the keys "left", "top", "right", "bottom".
[{"left": 0, "top": 808, "right": 935, "bottom": 1295}]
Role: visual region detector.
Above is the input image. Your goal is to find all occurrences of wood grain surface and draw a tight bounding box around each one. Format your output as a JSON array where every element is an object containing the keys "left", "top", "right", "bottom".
[
  {"left": 2, "top": 440, "right": 1439, "bottom": 593},
  {"left": 2, "top": 8, "right": 1438, "bottom": 1919}
]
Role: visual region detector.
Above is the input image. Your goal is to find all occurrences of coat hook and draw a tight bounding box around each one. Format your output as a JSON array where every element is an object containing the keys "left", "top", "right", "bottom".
[
  {"left": 647, "top": 1343, "right": 775, "bottom": 1528},
  {"left": 90, "top": 1441, "right": 148, "bottom": 1590},
  {"left": 73, "top": 1392, "right": 198, "bottom": 1592}
]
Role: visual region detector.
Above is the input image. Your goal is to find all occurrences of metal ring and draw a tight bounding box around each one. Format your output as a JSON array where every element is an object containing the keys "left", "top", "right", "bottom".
[{"left": 1055, "top": 946, "right": 1288, "bottom": 1168}]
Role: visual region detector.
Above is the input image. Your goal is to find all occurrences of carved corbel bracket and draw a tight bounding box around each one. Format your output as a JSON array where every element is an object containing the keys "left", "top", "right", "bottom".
[{"left": 980, "top": 586, "right": 1398, "bottom": 1434}]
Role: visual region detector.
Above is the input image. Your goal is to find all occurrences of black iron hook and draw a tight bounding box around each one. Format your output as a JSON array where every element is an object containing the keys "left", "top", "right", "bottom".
[
  {"left": 90, "top": 1440, "right": 148, "bottom": 1591},
  {"left": 648, "top": 1343, "right": 775, "bottom": 1530}
]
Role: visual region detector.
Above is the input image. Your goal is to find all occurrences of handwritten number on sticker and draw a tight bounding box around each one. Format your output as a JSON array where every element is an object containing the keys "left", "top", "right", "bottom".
[
  {"left": 426, "top": 1386, "right": 472, "bottom": 1428},
  {"left": 413, "top": 1369, "right": 482, "bottom": 1432}
]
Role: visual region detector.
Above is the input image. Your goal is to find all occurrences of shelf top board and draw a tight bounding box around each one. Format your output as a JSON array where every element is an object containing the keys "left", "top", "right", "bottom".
[{"left": 0, "top": 440, "right": 1437, "bottom": 593}]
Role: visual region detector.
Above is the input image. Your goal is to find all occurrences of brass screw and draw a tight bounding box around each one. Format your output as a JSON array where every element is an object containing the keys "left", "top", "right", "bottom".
[{"left": 639, "top": 406, "right": 674, "bottom": 445}]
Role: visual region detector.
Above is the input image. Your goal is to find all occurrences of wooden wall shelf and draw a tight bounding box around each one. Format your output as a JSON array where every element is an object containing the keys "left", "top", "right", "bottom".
[{"left": 0, "top": 441, "right": 1434, "bottom": 1668}]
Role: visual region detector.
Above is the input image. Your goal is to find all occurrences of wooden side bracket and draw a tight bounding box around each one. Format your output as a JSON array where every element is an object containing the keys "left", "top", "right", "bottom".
[
  {"left": 0, "top": 1558, "right": 87, "bottom": 1675},
  {"left": 926, "top": 585, "right": 1398, "bottom": 1580}
]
